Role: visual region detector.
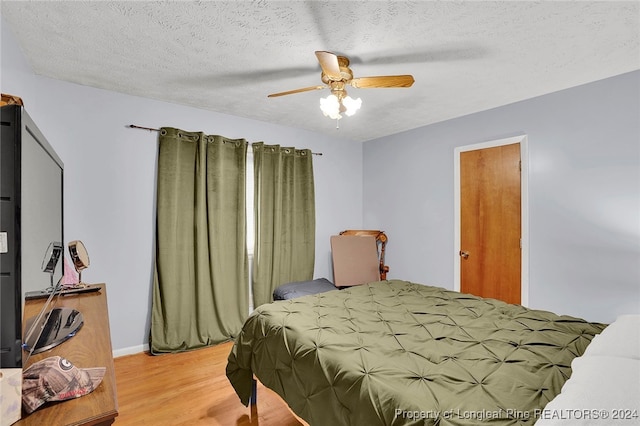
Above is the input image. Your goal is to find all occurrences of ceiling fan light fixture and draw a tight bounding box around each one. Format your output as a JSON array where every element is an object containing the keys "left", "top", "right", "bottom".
[
  {"left": 320, "top": 95, "right": 361, "bottom": 120},
  {"left": 320, "top": 94, "right": 342, "bottom": 120},
  {"left": 343, "top": 96, "right": 362, "bottom": 117}
]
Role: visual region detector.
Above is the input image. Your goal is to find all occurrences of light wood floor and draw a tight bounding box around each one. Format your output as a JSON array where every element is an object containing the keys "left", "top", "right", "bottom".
[{"left": 113, "top": 341, "right": 303, "bottom": 425}]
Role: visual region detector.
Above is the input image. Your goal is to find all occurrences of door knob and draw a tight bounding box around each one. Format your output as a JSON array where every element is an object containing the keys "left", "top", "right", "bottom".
[{"left": 459, "top": 250, "right": 469, "bottom": 259}]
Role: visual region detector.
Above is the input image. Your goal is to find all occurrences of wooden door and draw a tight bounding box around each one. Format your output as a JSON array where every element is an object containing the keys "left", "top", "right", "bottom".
[{"left": 460, "top": 143, "right": 521, "bottom": 304}]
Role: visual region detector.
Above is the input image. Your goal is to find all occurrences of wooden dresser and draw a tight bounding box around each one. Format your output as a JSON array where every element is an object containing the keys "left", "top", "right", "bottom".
[{"left": 16, "top": 284, "right": 118, "bottom": 426}]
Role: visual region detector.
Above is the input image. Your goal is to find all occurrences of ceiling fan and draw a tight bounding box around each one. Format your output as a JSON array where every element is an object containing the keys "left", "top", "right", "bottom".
[{"left": 268, "top": 51, "right": 415, "bottom": 120}]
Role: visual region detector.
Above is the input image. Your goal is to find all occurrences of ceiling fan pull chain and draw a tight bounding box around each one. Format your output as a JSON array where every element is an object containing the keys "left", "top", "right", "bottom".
[{"left": 336, "top": 118, "right": 339, "bottom": 129}]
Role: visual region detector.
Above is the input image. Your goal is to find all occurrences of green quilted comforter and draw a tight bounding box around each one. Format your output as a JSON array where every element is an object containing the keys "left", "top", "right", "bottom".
[{"left": 226, "top": 280, "right": 606, "bottom": 425}]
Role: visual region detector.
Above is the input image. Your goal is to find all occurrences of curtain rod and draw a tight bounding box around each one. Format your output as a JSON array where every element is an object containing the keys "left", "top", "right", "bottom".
[{"left": 128, "top": 124, "right": 323, "bottom": 156}]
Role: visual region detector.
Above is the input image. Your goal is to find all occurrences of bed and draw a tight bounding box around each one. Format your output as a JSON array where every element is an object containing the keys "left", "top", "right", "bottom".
[
  {"left": 226, "top": 280, "right": 608, "bottom": 425},
  {"left": 535, "top": 314, "right": 639, "bottom": 425}
]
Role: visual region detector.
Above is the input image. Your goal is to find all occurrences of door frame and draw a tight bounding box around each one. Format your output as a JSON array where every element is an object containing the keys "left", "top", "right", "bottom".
[{"left": 453, "top": 135, "right": 530, "bottom": 306}]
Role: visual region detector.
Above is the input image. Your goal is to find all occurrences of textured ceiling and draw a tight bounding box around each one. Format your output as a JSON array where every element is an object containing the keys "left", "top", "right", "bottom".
[{"left": 1, "top": 1, "right": 638, "bottom": 142}]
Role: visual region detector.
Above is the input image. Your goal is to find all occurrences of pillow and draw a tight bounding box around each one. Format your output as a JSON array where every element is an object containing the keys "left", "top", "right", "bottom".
[
  {"left": 535, "top": 356, "right": 640, "bottom": 425},
  {"left": 272, "top": 278, "right": 336, "bottom": 301},
  {"left": 583, "top": 314, "right": 640, "bottom": 359}
]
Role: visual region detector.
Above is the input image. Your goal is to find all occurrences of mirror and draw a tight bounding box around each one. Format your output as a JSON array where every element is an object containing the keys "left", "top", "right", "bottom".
[
  {"left": 68, "top": 240, "right": 90, "bottom": 283},
  {"left": 24, "top": 242, "right": 64, "bottom": 300},
  {"left": 20, "top": 121, "right": 64, "bottom": 297},
  {"left": 41, "top": 241, "right": 63, "bottom": 290}
]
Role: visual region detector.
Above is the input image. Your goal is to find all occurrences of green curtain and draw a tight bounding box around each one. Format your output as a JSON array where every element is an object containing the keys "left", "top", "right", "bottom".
[
  {"left": 252, "top": 142, "right": 315, "bottom": 307},
  {"left": 151, "top": 127, "right": 248, "bottom": 354}
]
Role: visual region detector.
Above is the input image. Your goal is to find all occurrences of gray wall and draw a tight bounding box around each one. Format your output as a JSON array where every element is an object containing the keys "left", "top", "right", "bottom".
[
  {"left": 363, "top": 70, "right": 640, "bottom": 323},
  {"left": 2, "top": 20, "right": 364, "bottom": 353},
  {"left": 3, "top": 15, "right": 638, "bottom": 352}
]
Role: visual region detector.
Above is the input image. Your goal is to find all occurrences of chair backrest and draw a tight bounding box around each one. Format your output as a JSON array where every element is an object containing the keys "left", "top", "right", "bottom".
[
  {"left": 339, "top": 230, "right": 389, "bottom": 280},
  {"left": 330, "top": 235, "right": 381, "bottom": 287}
]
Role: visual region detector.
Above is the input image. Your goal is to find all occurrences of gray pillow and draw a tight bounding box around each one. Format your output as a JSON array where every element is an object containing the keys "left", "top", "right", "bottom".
[{"left": 272, "top": 278, "right": 336, "bottom": 301}]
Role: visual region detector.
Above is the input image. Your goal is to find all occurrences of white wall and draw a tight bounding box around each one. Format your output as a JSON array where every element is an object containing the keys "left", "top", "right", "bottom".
[
  {"left": 363, "top": 70, "right": 640, "bottom": 324},
  {"left": 2, "top": 20, "right": 364, "bottom": 353}
]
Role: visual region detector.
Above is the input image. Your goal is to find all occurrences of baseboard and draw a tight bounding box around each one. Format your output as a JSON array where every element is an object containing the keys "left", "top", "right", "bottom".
[{"left": 113, "top": 343, "right": 149, "bottom": 358}]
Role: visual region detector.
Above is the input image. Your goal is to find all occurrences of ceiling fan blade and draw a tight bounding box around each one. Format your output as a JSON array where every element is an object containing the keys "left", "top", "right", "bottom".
[
  {"left": 350, "top": 75, "right": 415, "bottom": 89},
  {"left": 315, "top": 51, "right": 341, "bottom": 80},
  {"left": 268, "top": 85, "right": 326, "bottom": 98}
]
